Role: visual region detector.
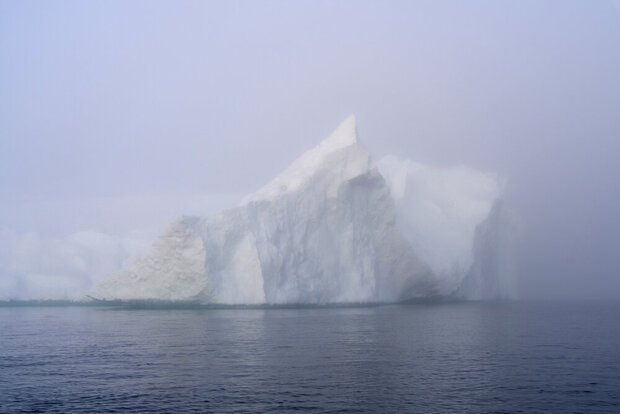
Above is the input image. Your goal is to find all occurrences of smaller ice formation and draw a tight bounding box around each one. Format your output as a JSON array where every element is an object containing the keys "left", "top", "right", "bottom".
[{"left": 91, "top": 116, "right": 517, "bottom": 304}]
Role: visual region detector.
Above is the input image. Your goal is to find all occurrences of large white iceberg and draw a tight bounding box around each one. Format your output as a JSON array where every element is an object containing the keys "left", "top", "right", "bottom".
[{"left": 91, "top": 116, "right": 516, "bottom": 303}]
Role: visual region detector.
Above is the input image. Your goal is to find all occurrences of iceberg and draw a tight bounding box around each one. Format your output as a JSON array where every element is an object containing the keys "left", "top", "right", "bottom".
[{"left": 90, "top": 116, "right": 516, "bottom": 303}]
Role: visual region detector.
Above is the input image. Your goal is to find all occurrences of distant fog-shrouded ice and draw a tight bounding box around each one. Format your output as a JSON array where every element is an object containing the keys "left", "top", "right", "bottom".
[
  {"left": 1, "top": 1, "right": 619, "bottom": 300},
  {"left": 0, "top": 230, "right": 149, "bottom": 300}
]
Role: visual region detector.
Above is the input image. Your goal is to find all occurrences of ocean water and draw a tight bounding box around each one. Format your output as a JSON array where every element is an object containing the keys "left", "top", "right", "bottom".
[{"left": 1, "top": 301, "right": 619, "bottom": 413}]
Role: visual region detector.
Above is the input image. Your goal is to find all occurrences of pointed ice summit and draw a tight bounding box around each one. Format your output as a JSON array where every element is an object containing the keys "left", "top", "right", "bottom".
[{"left": 91, "top": 116, "right": 517, "bottom": 304}]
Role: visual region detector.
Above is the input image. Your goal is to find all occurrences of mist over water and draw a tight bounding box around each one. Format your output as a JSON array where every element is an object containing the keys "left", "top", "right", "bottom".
[
  {"left": 1, "top": 1, "right": 620, "bottom": 299},
  {"left": 2, "top": 3, "right": 619, "bottom": 413}
]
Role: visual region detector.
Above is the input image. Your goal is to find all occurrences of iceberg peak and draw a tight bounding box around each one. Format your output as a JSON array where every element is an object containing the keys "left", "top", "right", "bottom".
[
  {"left": 247, "top": 114, "right": 364, "bottom": 202},
  {"left": 321, "top": 114, "right": 358, "bottom": 150}
]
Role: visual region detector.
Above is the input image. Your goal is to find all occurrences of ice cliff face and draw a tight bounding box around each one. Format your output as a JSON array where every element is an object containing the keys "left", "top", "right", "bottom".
[
  {"left": 456, "top": 201, "right": 519, "bottom": 300},
  {"left": 91, "top": 116, "right": 516, "bottom": 303},
  {"left": 377, "top": 156, "right": 505, "bottom": 295}
]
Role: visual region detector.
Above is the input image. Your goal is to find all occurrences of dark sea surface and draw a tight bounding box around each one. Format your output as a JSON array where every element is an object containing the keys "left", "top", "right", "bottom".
[{"left": 1, "top": 301, "right": 619, "bottom": 413}]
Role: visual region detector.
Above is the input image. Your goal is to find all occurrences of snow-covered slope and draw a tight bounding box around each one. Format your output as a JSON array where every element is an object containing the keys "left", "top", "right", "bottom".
[{"left": 91, "top": 116, "right": 516, "bottom": 303}]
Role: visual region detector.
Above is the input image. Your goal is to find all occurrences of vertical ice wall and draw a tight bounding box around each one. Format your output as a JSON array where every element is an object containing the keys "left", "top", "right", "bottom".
[
  {"left": 456, "top": 201, "right": 519, "bottom": 299},
  {"left": 377, "top": 156, "right": 506, "bottom": 295}
]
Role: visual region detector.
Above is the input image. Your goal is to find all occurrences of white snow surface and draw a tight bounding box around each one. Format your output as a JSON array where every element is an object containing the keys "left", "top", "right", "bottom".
[{"left": 91, "top": 116, "right": 515, "bottom": 303}]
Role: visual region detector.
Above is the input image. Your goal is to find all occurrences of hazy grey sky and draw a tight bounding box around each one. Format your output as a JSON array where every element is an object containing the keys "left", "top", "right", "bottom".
[{"left": 1, "top": 0, "right": 619, "bottom": 299}]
